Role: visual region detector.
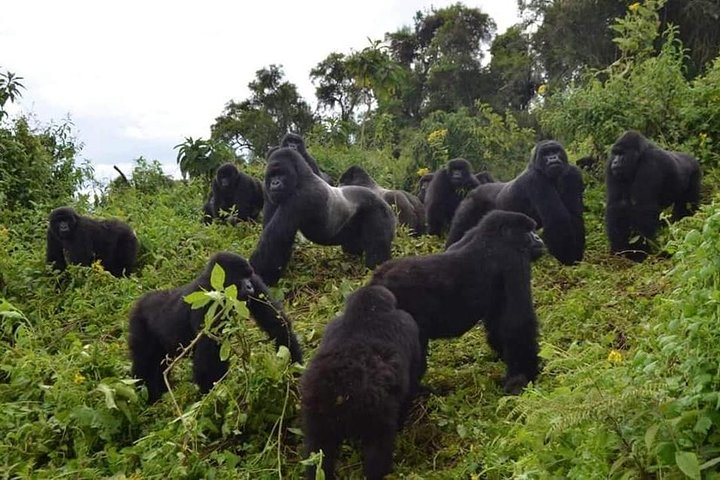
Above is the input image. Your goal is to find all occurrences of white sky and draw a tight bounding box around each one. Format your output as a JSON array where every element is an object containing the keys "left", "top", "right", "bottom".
[{"left": 1, "top": 0, "right": 519, "bottom": 182}]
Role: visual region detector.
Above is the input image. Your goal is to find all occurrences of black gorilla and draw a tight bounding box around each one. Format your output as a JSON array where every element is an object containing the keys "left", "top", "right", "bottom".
[
  {"left": 280, "top": 132, "right": 333, "bottom": 184},
  {"left": 475, "top": 171, "right": 495, "bottom": 184},
  {"left": 251, "top": 148, "right": 395, "bottom": 285},
  {"left": 46, "top": 206, "right": 138, "bottom": 277},
  {"left": 128, "top": 252, "right": 302, "bottom": 403},
  {"left": 606, "top": 130, "right": 701, "bottom": 261},
  {"left": 301, "top": 285, "right": 421, "bottom": 480},
  {"left": 425, "top": 159, "right": 481, "bottom": 236},
  {"left": 339, "top": 165, "right": 426, "bottom": 235},
  {"left": 446, "top": 141, "right": 585, "bottom": 266},
  {"left": 372, "top": 210, "right": 544, "bottom": 394},
  {"left": 576, "top": 155, "right": 598, "bottom": 172},
  {"left": 416, "top": 172, "right": 434, "bottom": 203},
  {"left": 203, "top": 163, "right": 264, "bottom": 225}
]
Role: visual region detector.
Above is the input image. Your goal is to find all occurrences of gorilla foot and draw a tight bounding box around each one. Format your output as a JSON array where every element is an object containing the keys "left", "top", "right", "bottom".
[{"left": 503, "top": 373, "right": 531, "bottom": 395}]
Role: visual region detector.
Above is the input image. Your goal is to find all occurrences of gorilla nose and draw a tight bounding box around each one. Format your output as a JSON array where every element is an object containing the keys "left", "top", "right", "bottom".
[
  {"left": 243, "top": 279, "right": 254, "bottom": 295},
  {"left": 270, "top": 179, "right": 282, "bottom": 190}
]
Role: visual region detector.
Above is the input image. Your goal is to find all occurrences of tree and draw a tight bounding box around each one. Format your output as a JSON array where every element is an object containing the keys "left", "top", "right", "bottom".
[
  {"left": 486, "top": 25, "right": 539, "bottom": 111},
  {"left": 211, "top": 65, "right": 315, "bottom": 158},
  {"left": 0, "top": 69, "right": 25, "bottom": 121},
  {"left": 310, "top": 53, "right": 364, "bottom": 123}
]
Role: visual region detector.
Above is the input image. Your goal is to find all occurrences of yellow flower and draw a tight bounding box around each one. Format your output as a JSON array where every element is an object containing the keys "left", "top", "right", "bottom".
[
  {"left": 416, "top": 167, "right": 430, "bottom": 177},
  {"left": 91, "top": 260, "right": 106, "bottom": 273},
  {"left": 607, "top": 349, "right": 623, "bottom": 364},
  {"left": 629, "top": 2, "right": 640, "bottom": 12},
  {"left": 427, "top": 128, "right": 448, "bottom": 144},
  {"left": 537, "top": 84, "right": 547, "bottom": 95},
  {"left": 74, "top": 372, "right": 86, "bottom": 384}
]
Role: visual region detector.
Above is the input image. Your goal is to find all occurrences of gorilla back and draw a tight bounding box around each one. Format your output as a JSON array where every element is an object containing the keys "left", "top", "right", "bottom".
[
  {"left": 372, "top": 210, "right": 544, "bottom": 394},
  {"left": 251, "top": 148, "right": 395, "bottom": 285}
]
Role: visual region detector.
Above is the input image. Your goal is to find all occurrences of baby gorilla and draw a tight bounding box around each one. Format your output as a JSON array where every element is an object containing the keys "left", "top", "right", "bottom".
[
  {"left": 301, "top": 285, "right": 422, "bottom": 480},
  {"left": 128, "top": 252, "right": 303, "bottom": 403},
  {"left": 203, "top": 163, "right": 263, "bottom": 224},
  {"left": 425, "top": 158, "right": 481, "bottom": 236},
  {"left": 46, "top": 206, "right": 138, "bottom": 277},
  {"left": 372, "top": 210, "right": 545, "bottom": 394}
]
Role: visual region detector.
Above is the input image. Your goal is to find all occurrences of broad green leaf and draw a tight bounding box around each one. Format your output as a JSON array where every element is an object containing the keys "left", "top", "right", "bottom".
[
  {"left": 675, "top": 451, "right": 700, "bottom": 480},
  {"left": 225, "top": 284, "right": 238, "bottom": 300},
  {"left": 700, "top": 456, "right": 720, "bottom": 471},
  {"left": 644, "top": 424, "right": 659, "bottom": 451},
  {"left": 97, "top": 383, "right": 117, "bottom": 409},
  {"left": 185, "top": 291, "right": 211, "bottom": 309},
  {"left": 210, "top": 263, "right": 226, "bottom": 290}
]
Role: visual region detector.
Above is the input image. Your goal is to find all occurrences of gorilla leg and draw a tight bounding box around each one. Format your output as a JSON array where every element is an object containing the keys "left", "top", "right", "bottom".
[
  {"left": 192, "top": 335, "right": 228, "bottom": 394},
  {"left": 362, "top": 432, "right": 396, "bottom": 480},
  {"left": 606, "top": 206, "right": 633, "bottom": 254},
  {"left": 129, "top": 316, "right": 168, "bottom": 403},
  {"left": 112, "top": 232, "right": 138, "bottom": 276},
  {"left": 304, "top": 428, "right": 341, "bottom": 480},
  {"left": 496, "top": 315, "right": 539, "bottom": 395},
  {"left": 673, "top": 171, "right": 701, "bottom": 220},
  {"left": 360, "top": 210, "right": 394, "bottom": 268}
]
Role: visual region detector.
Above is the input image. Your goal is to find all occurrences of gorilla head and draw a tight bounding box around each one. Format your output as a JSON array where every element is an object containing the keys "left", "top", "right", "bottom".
[
  {"left": 215, "top": 163, "right": 239, "bottom": 189},
  {"left": 49, "top": 207, "right": 79, "bottom": 240},
  {"left": 447, "top": 158, "right": 474, "bottom": 188},
  {"left": 338, "top": 165, "right": 376, "bottom": 188},
  {"left": 608, "top": 130, "right": 645, "bottom": 181},
  {"left": 417, "top": 173, "right": 434, "bottom": 202},
  {"left": 265, "top": 148, "right": 303, "bottom": 203},
  {"left": 532, "top": 140, "right": 569, "bottom": 180},
  {"left": 281, "top": 132, "right": 307, "bottom": 154}
]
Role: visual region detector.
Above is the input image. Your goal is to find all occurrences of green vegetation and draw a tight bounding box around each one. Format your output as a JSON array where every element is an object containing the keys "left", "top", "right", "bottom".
[{"left": 2, "top": 1, "right": 720, "bottom": 478}]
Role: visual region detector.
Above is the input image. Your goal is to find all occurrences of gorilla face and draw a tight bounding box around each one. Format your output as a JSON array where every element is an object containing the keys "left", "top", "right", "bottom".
[
  {"left": 215, "top": 163, "right": 239, "bottom": 189},
  {"left": 528, "top": 231, "right": 546, "bottom": 261},
  {"left": 417, "top": 173, "right": 434, "bottom": 198},
  {"left": 534, "top": 142, "right": 568, "bottom": 179},
  {"left": 447, "top": 159, "right": 473, "bottom": 188},
  {"left": 281, "top": 133, "right": 306, "bottom": 154},
  {"left": 207, "top": 252, "right": 256, "bottom": 299},
  {"left": 50, "top": 207, "right": 78, "bottom": 240},
  {"left": 609, "top": 140, "right": 641, "bottom": 181},
  {"left": 265, "top": 149, "right": 300, "bottom": 203},
  {"left": 497, "top": 212, "right": 545, "bottom": 258}
]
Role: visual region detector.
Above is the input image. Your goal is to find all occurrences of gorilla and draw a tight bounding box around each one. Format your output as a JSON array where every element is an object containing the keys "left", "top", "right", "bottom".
[
  {"left": 203, "top": 163, "right": 264, "bottom": 225},
  {"left": 416, "top": 172, "right": 434, "bottom": 203},
  {"left": 280, "top": 133, "right": 333, "bottom": 184},
  {"left": 128, "top": 252, "right": 303, "bottom": 403},
  {"left": 446, "top": 141, "right": 585, "bottom": 266},
  {"left": 339, "top": 165, "right": 426, "bottom": 235},
  {"left": 576, "top": 155, "right": 598, "bottom": 172},
  {"left": 475, "top": 171, "right": 495, "bottom": 184},
  {"left": 251, "top": 148, "right": 395, "bottom": 285},
  {"left": 425, "top": 159, "right": 481, "bottom": 236},
  {"left": 301, "top": 285, "right": 422, "bottom": 480},
  {"left": 372, "top": 210, "right": 544, "bottom": 394},
  {"left": 606, "top": 130, "right": 701, "bottom": 261},
  {"left": 46, "top": 206, "right": 138, "bottom": 277}
]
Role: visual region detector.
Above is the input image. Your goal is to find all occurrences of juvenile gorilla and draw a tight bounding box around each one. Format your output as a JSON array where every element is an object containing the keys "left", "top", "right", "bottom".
[
  {"left": 46, "top": 206, "right": 138, "bottom": 277},
  {"left": 203, "top": 163, "right": 263, "bottom": 224},
  {"left": 301, "top": 285, "right": 422, "bottom": 480},
  {"left": 416, "top": 172, "right": 434, "bottom": 203},
  {"left": 446, "top": 141, "right": 585, "bottom": 266},
  {"left": 339, "top": 165, "right": 426, "bottom": 235},
  {"left": 606, "top": 130, "right": 701, "bottom": 261},
  {"left": 281, "top": 132, "right": 333, "bottom": 184},
  {"left": 372, "top": 210, "right": 544, "bottom": 394},
  {"left": 425, "top": 159, "right": 481, "bottom": 236},
  {"left": 251, "top": 148, "right": 395, "bottom": 285},
  {"left": 128, "top": 252, "right": 303, "bottom": 403}
]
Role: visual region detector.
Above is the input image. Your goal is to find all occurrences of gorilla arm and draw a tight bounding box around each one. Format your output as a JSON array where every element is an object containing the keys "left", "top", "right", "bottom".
[
  {"left": 250, "top": 206, "right": 301, "bottom": 286},
  {"left": 247, "top": 273, "right": 303, "bottom": 363}
]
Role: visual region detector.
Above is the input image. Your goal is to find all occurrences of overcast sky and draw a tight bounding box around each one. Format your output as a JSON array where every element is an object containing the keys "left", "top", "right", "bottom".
[{"left": 1, "top": 0, "right": 520, "bottom": 182}]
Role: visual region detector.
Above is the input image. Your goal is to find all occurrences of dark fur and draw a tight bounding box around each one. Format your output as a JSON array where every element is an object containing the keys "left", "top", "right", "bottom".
[
  {"left": 128, "top": 252, "right": 302, "bottom": 403},
  {"left": 301, "top": 285, "right": 421, "bottom": 480},
  {"left": 46, "top": 206, "right": 138, "bottom": 277},
  {"left": 372, "top": 210, "right": 544, "bottom": 394},
  {"left": 606, "top": 130, "right": 701, "bottom": 261},
  {"left": 425, "top": 159, "right": 481, "bottom": 236},
  {"left": 416, "top": 173, "right": 434, "bottom": 203},
  {"left": 281, "top": 133, "right": 333, "bottom": 184},
  {"left": 475, "top": 171, "right": 495, "bottom": 184},
  {"left": 203, "top": 163, "right": 264, "bottom": 225},
  {"left": 251, "top": 148, "right": 395, "bottom": 285},
  {"left": 339, "top": 165, "right": 426, "bottom": 235},
  {"left": 446, "top": 141, "right": 585, "bottom": 265}
]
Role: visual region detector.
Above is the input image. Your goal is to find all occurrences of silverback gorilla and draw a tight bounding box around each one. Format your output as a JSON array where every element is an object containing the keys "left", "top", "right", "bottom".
[
  {"left": 46, "top": 206, "right": 138, "bottom": 277},
  {"left": 446, "top": 141, "right": 585, "bottom": 265},
  {"left": 301, "top": 285, "right": 422, "bottom": 480},
  {"left": 425, "top": 159, "right": 481, "bottom": 236},
  {"left": 606, "top": 130, "right": 701, "bottom": 261},
  {"left": 339, "top": 165, "right": 426, "bottom": 235},
  {"left": 372, "top": 210, "right": 544, "bottom": 394},
  {"left": 251, "top": 148, "right": 395, "bottom": 285},
  {"left": 202, "top": 163, "right": 263, "bottom": 224},
  {"left": 128, "top": 252, "right": 302, "bottom": 403},
  {"left": 280, "top": 132, "right": 333, "bottom": 184}
]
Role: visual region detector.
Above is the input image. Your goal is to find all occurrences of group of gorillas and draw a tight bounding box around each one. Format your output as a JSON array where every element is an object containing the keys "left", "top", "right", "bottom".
[{"left": 43, "top": 129, "right": 701, "bottom": 479}]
